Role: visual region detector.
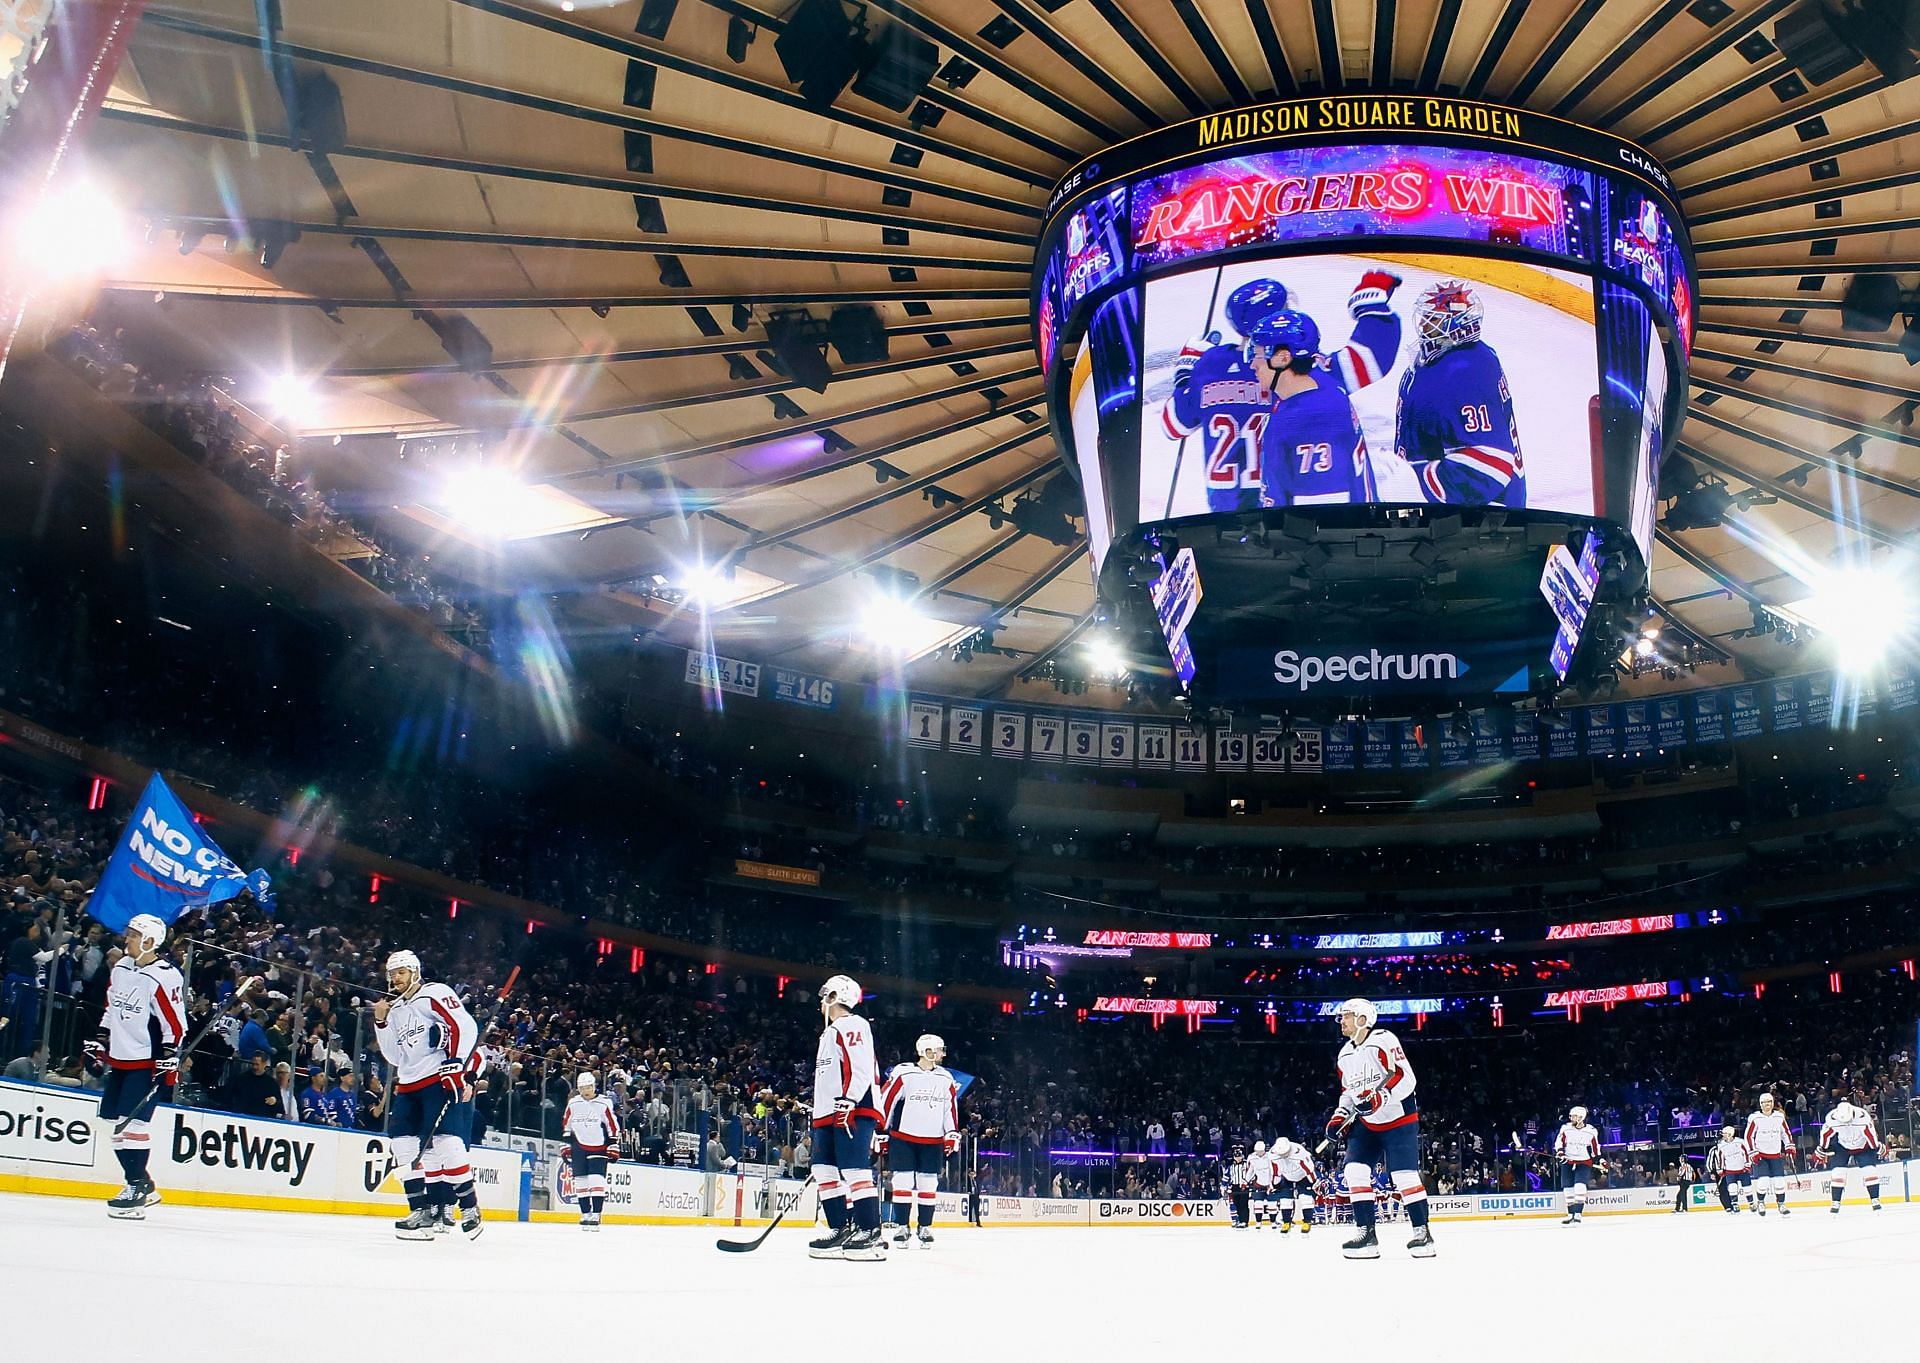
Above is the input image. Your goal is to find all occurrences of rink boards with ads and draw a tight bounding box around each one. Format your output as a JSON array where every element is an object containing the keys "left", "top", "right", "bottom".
[{"left": 0, "top": 1078, "right": 529, "bottom": 1219}]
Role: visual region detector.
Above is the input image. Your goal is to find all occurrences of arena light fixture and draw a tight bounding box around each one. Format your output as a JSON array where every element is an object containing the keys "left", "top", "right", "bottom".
[
  {"left": 1083, "top": 637, "right": 1130, "bottom": 678},
  {"left": 438, "top": 466, "right": 526, "bottom": 537},
  {"left": 13, "top": 173, "right": 132, "bottom": 284},
  {"left": 858, "top": 589, "right": 925, "bottom": 648},
  {"left": 1783, "top": 564, "right": 1917, "bottom": 674},
  {"left": 263, "top": 373, "right": 320, "bottom": 427}
]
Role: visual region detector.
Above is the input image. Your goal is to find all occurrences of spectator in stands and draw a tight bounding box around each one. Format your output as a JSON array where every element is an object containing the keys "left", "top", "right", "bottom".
[
  {"left": 225, "top": 1052, "right": 283, "bottom": 1119},
  {"left": 356, "top": 1073, "right": 388, "bottom": 1132},
  {"left": 332, "top": 1070, "right": 362, "bottom": 1129},
  {"left": 274, "top": 1061, "right": 297, "bottom": 1121},
  {"left": 233, "top": 1006, "right": 271, "bottom": 1064},
  {"left": 299, "top": 1069, "right": 339, "bottom": 1126},
  {"left": 1145, "top": 1118, "right": 1166, "bottom": 1156},
  {"left": 3, "top": 919, "right": 51, "bottom": 1054}
]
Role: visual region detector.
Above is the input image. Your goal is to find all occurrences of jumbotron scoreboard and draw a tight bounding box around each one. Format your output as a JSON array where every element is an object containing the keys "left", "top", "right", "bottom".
[{"left": 1034, "top": 95, "right": 1694, "bottom": 711}]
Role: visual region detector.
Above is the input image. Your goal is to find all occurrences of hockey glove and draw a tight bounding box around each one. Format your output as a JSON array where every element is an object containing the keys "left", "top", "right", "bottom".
[
  {"left": 436, "top": 1062, "right": 474, "bottom": 1103},
  {"left": 832, "top": 1097, "right": 857, "bottom": 1132},
  {"left": 874, "top": 1132, "right": 889, "bottom": 1157},
  {"left": 1348, "top": 270, "right": 1402, "bottom": 319},
  {"left": 154, "top": 1047, "right": 179, "bottom": 1081},
  {"left": 944, "top": 1130, "right": 961, "bottom": 1156},
  {"left": 83, "top": 1031, "right": 108, "bottom": 1076},
  {"left": 606, "top": 1145, "right": 620, "bottom": 1162},
  {"left": 1174, "top": 333, "right": 1219, "bottom": 381},
  {"left": 1324, "top": 1105, "right": 1356, "bottom": 1139},
  {"left": 1808, "top": 1149, "right": 1829, "bottom": 1169},
  {"left": 1352, "top": 1087, "right": 1386, "bottom": 1117}
]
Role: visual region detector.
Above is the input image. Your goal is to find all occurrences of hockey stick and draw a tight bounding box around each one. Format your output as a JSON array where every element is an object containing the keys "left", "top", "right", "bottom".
[
  {"left": 1161, "top": 263, "right": 1227, "bottom": 521},
  {"left": 715, "top": 1174, "right": 814, "bottom": 1252},
  {"left": 112, "top": 974, "right": 262, "bottom": 1135}
]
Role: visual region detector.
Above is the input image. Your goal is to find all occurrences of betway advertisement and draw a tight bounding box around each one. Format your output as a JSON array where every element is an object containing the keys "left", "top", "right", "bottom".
[{"left": 0, "top": 1079, "right": 526, "bottom": 1218}]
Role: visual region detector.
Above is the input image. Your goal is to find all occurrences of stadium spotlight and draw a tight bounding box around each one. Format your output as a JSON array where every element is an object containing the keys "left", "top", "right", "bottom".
[
  {"left": 858, "top": 587, "right": 923, "bottom": 648},
  {"left": 440, "top": 466, "right": 526, "bottom": 537},
  {"left": 1793, "top": 565, "right": 1916, "bottom": 674},
  {"left": 263, "top": 373, "right": 320, "bottom": 427},
  {"left": 1083, "top": 637, "right": 1129, "bottom": 679},
  {"left": 676, "top": 560, "right": 732, "bottom": 609},
  {"left": 13, "top": 173, "right": 131, "bottom": 283}
]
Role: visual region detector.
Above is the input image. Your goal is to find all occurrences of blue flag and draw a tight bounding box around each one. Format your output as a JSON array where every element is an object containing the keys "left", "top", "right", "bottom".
[
  {"left": 87, "top": 773, "right": 274, "bottom": 933},
  {"left": 948, "top": 1066, "right": 977, "bottom": 1099}
]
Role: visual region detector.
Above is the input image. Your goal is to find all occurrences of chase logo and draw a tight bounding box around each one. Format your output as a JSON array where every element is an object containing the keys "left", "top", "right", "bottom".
[{"left": 1273, "top": 648, "right": 1465, "bottom": 691}]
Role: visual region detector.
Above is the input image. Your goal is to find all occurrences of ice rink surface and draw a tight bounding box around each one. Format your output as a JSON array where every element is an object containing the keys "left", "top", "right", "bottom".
[{"left": 6, "top": 1194, "right": 1915, "bottom": 1361}]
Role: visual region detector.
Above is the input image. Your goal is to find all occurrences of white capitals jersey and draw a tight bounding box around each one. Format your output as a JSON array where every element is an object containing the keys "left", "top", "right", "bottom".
[
  {"left": 1554, "top": 1122, "right": 1603, "bottom": 1164},
  {"left": 374, "top": 982, "right": 477, "bottom": 1093},
  {"left": 1820, "top": 1103, "right": 1879, "bottom": 1152},
  {"left": 1744, "top": 1110, "right": 1791, "bottom": 1158},
  {"left": 1275, "top": 1146, "right": 1316, "bottom": 1184},
  {"left": 1336, "top": 1026, "right": 1418, "bottom": 1130},
  {"left": 811, "top": 1012, "right": 880, "bottom": 1127},
  {"left": 1713, "top": 1136, "right": 1753, "bottom": 1174},
  {"left": 1246, "top": 1153, "right": 1279, "bottom": 1188},
  {"left": 563, "top": 1095, "right": 621, "bottom": 1153},
  {"left": 880, "top": 1062, "right": 959, "bottom": 1144},
  {"left": 101, "top": 957, "right": 185, "bottom": 1068}
]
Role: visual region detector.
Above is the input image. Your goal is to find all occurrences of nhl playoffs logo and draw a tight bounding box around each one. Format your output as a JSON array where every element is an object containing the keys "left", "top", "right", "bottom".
[{"left": 1067, "top": 211, "right": 1088, "bottom": 257}]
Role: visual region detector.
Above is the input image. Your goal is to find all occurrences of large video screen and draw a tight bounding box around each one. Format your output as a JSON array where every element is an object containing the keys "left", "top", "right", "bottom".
[{"left": 1140, "top": 253, "right": 1598, "bottom": 521}]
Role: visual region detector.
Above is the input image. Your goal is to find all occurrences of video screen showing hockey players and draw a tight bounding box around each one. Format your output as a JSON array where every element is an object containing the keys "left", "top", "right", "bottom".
[{"left": 1139, "top": 252, "right": 1600, "bottom": 523}]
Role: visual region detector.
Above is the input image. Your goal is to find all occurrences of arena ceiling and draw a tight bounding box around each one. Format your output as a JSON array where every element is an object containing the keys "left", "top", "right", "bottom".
[{"left": 75, "top": 0, "right": 1920, "bottom": 706}]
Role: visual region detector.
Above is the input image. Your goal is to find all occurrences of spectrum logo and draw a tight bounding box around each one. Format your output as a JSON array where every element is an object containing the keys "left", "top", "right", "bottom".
[{"left": 1272, "top": 648, "right": 1465, "bottom": 691}]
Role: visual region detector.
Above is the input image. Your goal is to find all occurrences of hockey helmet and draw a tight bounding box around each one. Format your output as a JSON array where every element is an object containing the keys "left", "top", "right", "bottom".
[
  {"left": 1569, "top": 1106, "right": 1588, "bottom": 1123},
  {"left": 819, "top": 974, "right": 863, "bottom": 1010},
  {"left": 577, "top": 1072, "right": 597, "bottom": 1091},
  {"left": 1225, "top": 278, "right": 1289, "bottom": 338},
  {"left": 1757, "top": 1092, "right": 1775, "bottom": 1110},
  {"left": 1272, "top": 1138, "right": 1293, "bottom": 1158},
  {"left": 1333, "top": 997, "right": 1378, "bottom": 1030},
  {"left": 125, "top": 914, "right": 169, "bottom": 952},
  {"left": 916, "top": 1033, "right": 946, "bottom": 1059},
  {"left": 1253, "top": 1140, "right": 1267, "bottom": 1155},
  {"left": 1722, "top": 1125, "right": 1737, "bottom": 1139},
  {"left": 1414, "top": 279, "right": 1483, "bottom": 363},
  {"left": 384, "top": 950, "right": 423, "bottom": 995},
  {"left": 1245, "top": 307, "right": 1321, "bottom": 372}
]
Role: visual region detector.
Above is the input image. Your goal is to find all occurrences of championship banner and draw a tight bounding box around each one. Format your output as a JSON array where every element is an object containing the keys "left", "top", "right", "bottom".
[
  {"left": 1730, "top": 687, "right": 1763, "bottom": 739},
  {"left": 1888, "top": 665, "right": 1916, "bottom": 710},
  {"left": 1582, "top": 704, "right": 1617, "bottom": 755},
  {"left": 1362, "top": 720, "right": 1395, "bottom": 769},
  {"left": 1620, "top": 701, "right": 1653, "bottom": 752},
  {"left": 89, "top": 773, "right": 273, "bottom": 932},
  {"left": 1438, "top": 722, "right": 1470, "bottom": 768},
  {"left": 1323, "top": 722, "right": 1356, "bottom": 771},
  {"left": 1469, "top": 709, "right": 1502, "bottom": 765},
  {"left": 1543, "top": 710, "right": 1578, "bottom": 760},
  {"left": 1508, "top": 711, "right": 1540, "bottom": 761},
  {"left": 1770, "top": 678, "right": 1802, "bottom": 733},
  {"left": 1692, "top": 690, "right": 1726, "bottom": 743},
  {"left": 1654, "top": 697, "right": 1686, "bottom": 747},
  {"left": 1804, "top": 675, "right": 1832, "bottom": 728},
  {"left": 1396, "top": 719, "right": 1428, "bottom": 768}
]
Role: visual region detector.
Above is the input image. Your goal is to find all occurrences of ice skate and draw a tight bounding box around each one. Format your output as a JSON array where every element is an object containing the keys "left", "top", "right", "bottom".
[
  {"left": 1342, "top": 1226, "right": 1380, "bottom": 1260},
  {"left": 841, "top": 1226, "right": 887, "bottom": 1261},
  {"left": 809, "top": 1224, "right": 853, "bottom": 1259},
  {"left": 1407, "top": 1226, "right": 1436, "bottom": 1258},
  {"left": 393, "top": 1208, "right": 436, "bottom": 1241}
]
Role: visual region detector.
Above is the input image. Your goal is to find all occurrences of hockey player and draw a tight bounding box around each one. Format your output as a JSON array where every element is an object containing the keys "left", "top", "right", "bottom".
[
  {"left": 1326, "top": 997, "right": 1434, "bottom": 1259},
  {"left": 90, "top": 914, "right": 185, "bottom": 1219},
  {"left": 1273, "top": 1136, "right": 1316, "bottom": 1234},
  {"left": 562, "top": 1071, "right": 621, "bottom": 1231},
  {"left": 1223, "top": 1143, "right": 1252, "bottom": 1229},
  {"left": 1709, "top": 1124, "right": 1753, "bottom": 1213},
  {"left": 808, "top": 974, "right": 886, "bottom": 1261},
  {"left": 1744, "top": 1092, "right": 1793, "bottom": 1216},
  {"left": 1553, "top": 1106, "right": 1604, "bottom": 1225},
  {"left": 1815, "top": 1095, "right": 1886, "bottom": 1214},
  {"left": 1395, "top": 279, "right": 1526, "bottom": 507},
  {"left": 1159, "top": 273, "right": 1401, "bottom": 513},
  {"left": 879, "top": 1033, "right": 960, "bottom": 1249},
  {"left": 1246, "top": 1139, "right": 1280, "bottom": 1228},
  {"left": 1250, "top": 309, "right": 1377, "bottom": 506},
  {"left": 373, "top": 950, "right": 483, "bottom": 1241}
]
